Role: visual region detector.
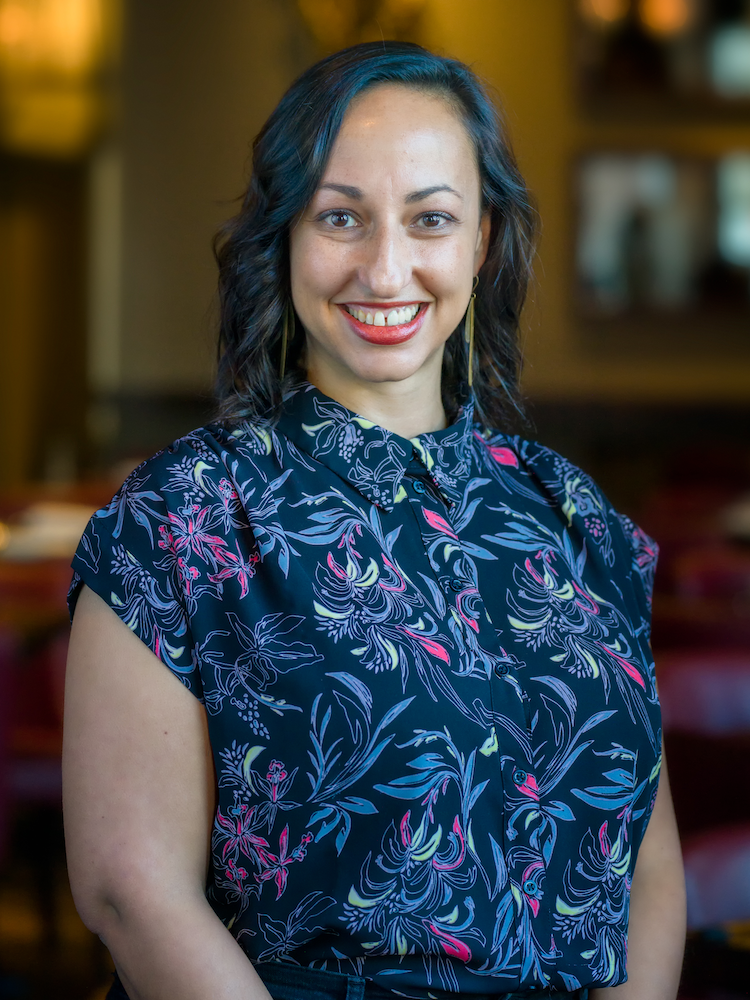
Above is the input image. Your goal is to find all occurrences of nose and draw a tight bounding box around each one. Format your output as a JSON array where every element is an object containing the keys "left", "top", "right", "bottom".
[{"left": 356, "top": 222, "right": 411, "bottom": 299}]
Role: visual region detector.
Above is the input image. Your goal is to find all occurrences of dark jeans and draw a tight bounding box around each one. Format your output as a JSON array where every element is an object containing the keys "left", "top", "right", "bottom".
[{"left": 106, "top": 963, "right": 589, "bottom": 1000}]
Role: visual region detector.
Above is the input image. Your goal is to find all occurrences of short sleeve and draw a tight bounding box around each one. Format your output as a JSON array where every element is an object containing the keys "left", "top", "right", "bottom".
[
  {"left": 69, "top": 442, "right": 202, "bottom": 699},
  {"left": 614, "top": 511, "right": 658, "bottom": 613},
  {"left": 513, "top": 438, "right": 659, "bottom": 643}
]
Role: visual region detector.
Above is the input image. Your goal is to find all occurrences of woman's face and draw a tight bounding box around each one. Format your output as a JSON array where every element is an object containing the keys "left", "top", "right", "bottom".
[{"left": 289, "top": 84, "right": 489, "bottom": 412}]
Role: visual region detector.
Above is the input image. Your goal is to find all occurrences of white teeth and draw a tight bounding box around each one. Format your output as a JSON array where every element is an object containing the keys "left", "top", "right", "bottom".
[{"left": 346, "top": 304, "right": 420, "bottom": 326}]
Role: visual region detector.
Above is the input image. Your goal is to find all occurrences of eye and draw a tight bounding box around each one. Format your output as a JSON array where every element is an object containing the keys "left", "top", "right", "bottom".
[
  {"left": 321, "top": 210, "right": 357, "bottom": 229},
  {"left": 416, "top": 212, "right": 453, "bottom": 230}
]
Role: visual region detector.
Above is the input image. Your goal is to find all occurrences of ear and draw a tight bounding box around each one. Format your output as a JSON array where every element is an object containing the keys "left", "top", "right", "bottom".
[{"left": 474, "top": 212, "right": 491, "bottom": 272}]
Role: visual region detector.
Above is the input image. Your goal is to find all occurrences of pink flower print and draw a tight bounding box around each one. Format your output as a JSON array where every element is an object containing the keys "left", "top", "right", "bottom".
[
  {"left": 584, "top": 516, "right": 605, "bottom": 540},
  {"left": 422, "top": 508, "right": 458, "bottom": 539},
  {"left": 326, "top": 551, "right": 348, "bottom": 579},
  {"left": 215, "top": 805, "right": 267, "bottom": 863},
  {"left": 474, "top": 432, "right": 519, "bottom": 467},
  {"left": 254, "top": 826, "right": 314, "bottom": 900},
  {"left": 455, "top": 589, "right": 480, "bottom": 633},
  {"left": 432, "top": 816, "right": 466, "bottom": 872},
  {"left": 267, "top": 759, "right": 288, "bottom": 802},
  {"left": 176, "top": 557, "right": 200, "bottom": 596},
  {"left": 226, "top": 859, "right": 248, "bottom": 884},
  {"left": 487, "top": 444, "right": 519, "bottom": 467},
  {"left": 161, "top": 503, "right": 228, "bottom": 564},
  {"left": 426, "top": 923, "right": 472, "bottom": 962},
  {"left": 520, "top": 861, "right": 545, "bottom": 917},
  {"left": 399, "top": 811, "right": 413, "bottom": 848},
  {"left": 219, "top": 478, "right": 238, "bottom": 503},
  {"left": 400, "top": 626, "right": 451, "bottom": 664},
  {"left": 158, "top": 523, "right": 177, "bottom": 554},
  {"left": 571, "top": 581, "right": 600, "bottom": 616},
  {"left": 598, "top": 821, "right": 611, "bottom": 859},
  {"left": 337, "top": 525, "right": 363, "bottom": 560},
  {"left": 379, "top": 556, "right": 407, "bottom": 593},
  {"left": 515, "top": 770, "right": 540, "bottom": 801},
  {"left": 209, "top": 540, "right": 260, "bottom": 598},
  {"left": 598, "top": 642, "right": 646, "bottom": 689}
]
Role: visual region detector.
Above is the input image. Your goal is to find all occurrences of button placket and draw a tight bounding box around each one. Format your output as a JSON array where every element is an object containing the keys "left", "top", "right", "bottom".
[
  {"left": 408, "top": 468, "right": 528, "bottom": 726},
  {"left": 405, "top": 445, "right": 546, "bottom": 976}
]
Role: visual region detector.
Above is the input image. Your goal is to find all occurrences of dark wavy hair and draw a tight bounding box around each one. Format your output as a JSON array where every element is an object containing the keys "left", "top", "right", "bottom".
[{"left": 214, "top": 41, "right": 536, "bottom": 430}]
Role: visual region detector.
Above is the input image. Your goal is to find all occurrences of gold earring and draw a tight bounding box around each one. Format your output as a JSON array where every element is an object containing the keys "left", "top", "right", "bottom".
[
  {"left": 280, "top": 301, "right": 293, "bottom": 379},
  {"left": 464, "top": 276, "right": 479, "bottom": 387}
]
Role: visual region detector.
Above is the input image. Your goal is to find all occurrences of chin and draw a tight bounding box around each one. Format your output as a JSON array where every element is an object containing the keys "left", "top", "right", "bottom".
[{"left": 347, "top": 357, "right": 433, "bottom": 386}]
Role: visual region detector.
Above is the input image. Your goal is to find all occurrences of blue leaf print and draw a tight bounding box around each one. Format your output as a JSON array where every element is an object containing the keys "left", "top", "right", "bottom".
[{"left": 69, "top": 383, "right": 662, "bottom": 994}]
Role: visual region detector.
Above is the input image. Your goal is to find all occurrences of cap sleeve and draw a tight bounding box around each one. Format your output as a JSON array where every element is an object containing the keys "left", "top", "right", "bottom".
[
  {"left": 69, "top": 441, "right": 202, "bottom": 698},
  {"left": 614, "top": 511, "right": 658, "bottom": 611},
  {"left": 514, "top": 438, "right": 659, "bottom": 642}
]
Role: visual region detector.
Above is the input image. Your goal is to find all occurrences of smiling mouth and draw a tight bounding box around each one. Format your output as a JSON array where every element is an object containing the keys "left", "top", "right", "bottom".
[
  {"left": 339, "top": 302, "right": 427, "bottom": 346},
  {"left": 344, "top": 303, "right": 421, "bottom": 327}
]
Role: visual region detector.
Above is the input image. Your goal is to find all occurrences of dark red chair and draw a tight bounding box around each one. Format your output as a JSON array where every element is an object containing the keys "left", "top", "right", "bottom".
[
  {"left": 682, "top": 823, "right": 750, "bottom": 929},
  {"left": 673, "top": 545, "right": 750, "bottom": 602},
  {"left": 657, "top": 649, "right": 750, "bottom": 929},
  {"left": 0, "top": 626, "right": 18, "bottom": 864}
]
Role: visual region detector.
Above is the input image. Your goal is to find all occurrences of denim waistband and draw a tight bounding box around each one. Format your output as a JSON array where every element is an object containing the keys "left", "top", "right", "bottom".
[{"left": 252, "top": 962, "right": 588, "bottom": 1000}]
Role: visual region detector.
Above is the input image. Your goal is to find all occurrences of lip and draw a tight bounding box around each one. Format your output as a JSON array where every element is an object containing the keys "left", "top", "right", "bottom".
[{"left": 338, "top": 303, "right": 428, "bottom": 346}]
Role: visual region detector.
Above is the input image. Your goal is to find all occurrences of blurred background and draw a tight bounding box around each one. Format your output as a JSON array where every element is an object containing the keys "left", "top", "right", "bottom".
[{"left": 0, "top": 0, "right": 749, "bottom": 996}]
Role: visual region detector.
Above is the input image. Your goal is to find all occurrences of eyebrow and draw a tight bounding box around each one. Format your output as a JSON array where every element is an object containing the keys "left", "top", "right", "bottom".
[
  {"left": 405, "top": 184, "right": 462, "bottom": 203},
  {"left": 319, "top": 182, "right": 462, "bottom": 203}
]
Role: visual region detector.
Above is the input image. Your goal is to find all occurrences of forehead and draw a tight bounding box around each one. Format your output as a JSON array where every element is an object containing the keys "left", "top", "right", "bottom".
[{"left": 321, "top": 84, "right": 479, "bottom": 191}]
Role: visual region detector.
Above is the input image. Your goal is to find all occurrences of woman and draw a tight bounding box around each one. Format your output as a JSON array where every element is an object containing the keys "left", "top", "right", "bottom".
[{"left": 63, "top": 42, "right": 685, "bottom": 1000}]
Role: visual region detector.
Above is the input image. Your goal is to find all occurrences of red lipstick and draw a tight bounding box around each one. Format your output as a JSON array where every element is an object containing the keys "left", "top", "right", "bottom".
[{"left": 338, "top": 304, "right": 427, "bottom": 346}]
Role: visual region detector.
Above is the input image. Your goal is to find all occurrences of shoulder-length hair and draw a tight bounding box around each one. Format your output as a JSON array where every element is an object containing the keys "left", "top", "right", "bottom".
[{"left": 214, "top": 41, "right": 536, "bottom": 431}]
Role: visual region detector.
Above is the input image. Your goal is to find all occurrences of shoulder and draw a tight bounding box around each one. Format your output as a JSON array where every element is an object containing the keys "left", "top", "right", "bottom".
[
  {"left": 74, "top": 419, "right": 284, "bottom": 575},
  {"left": 473, "top": 426, "right": 601, "bottom": 505},
  {"left": 102, "top": 420, "right": 281, "bottom": 509},
  {"left": 69, "top": 419, "right": 285, "bottom": 683},
  {"left": 473, "top": 427, "right": 658, "bottom": 595},
  {"left": 124, "top": 420, "right": 279, "bottom": 484}
]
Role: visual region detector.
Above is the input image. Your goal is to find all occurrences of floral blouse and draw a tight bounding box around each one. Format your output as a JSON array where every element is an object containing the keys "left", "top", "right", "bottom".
[{"left": 70, "top": 382, "right": 661, "bottom": 997}]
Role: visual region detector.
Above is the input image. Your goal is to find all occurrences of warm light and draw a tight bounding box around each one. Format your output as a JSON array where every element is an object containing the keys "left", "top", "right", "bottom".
[
  {"left": 577, "top": 0, "right": 630, "bottom": 26},
  {"left": 638, "top": 0, "right": 697, "bottom": 37},
  {"left": 297, "top": 0, "right": 427, "bottom": 52},
  {"left": 0, "top": 0, "right": 103, "bottom": 76},
  {"left": 0, "top": 0, "right": 116, "bottom": 156},
  {"left": 0, "top": 5, "right": 31, "bottom": 48}
]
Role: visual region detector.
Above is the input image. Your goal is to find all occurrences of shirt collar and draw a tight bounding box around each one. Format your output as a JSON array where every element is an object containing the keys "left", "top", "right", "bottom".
[{"left": 275, "top": 382, "right": 474, "bottom": 512}]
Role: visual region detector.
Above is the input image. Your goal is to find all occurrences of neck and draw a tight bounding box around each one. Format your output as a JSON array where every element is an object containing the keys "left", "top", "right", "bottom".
[{"left": 304, "top": 368, "right": 447, "bottom": 439}]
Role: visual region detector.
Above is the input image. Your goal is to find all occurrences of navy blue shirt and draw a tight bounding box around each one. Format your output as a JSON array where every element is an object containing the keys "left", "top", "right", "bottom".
[{"left": 70, "top": 382, "right": 660, "bottom": 996}]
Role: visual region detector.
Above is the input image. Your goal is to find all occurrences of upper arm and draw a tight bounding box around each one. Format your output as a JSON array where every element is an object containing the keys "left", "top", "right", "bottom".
[
  {"left": 633, "top": 743, "right": 684, "bottom": 885},
  {"left": 63, "top": 584, "right": 216, "bottom": 933}
]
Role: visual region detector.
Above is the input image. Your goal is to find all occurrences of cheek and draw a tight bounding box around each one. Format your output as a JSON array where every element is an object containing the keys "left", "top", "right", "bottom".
[
  {"left": 418, "top": 238, "right": 477, "bottom": 298},
  {"left": 432, "top": 222, "right": 481, "bottom": 268},
  {"left": 291, "top": 236, "right": 351, "bottom": 310}
]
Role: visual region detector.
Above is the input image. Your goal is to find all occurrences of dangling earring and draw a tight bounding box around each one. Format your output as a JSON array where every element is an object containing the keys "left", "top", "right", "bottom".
[
  {"left": 464, "top": 275, "right": 479, "bottom": 387},
  {"left": 280, "top": 301, "right": 294, "bottom": 379}
]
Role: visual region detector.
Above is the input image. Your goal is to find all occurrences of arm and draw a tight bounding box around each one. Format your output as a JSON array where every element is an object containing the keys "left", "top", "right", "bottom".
[
  {"left": 590, "top": 745, "right": 686, "bottom": 1000},
  {"left": 63, "top": 585, "right": 272, "bottom": 1000}
]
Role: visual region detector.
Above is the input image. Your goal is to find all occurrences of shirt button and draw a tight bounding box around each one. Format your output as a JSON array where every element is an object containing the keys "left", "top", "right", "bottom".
[
  {"left": 523, "top": 879, "right": 537, "bottom": 894},
  {"left": 411, "top": 480, "right": 426, "bottom": 494},
  {"left": 512, "top": 768, "right": 528, "bottom": 786},
  {"left": 448, "top": 578, "right": 463, "bottom": 592},
  {"left": 494, "top": 663, "right": 510, "bottom": 677}
]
